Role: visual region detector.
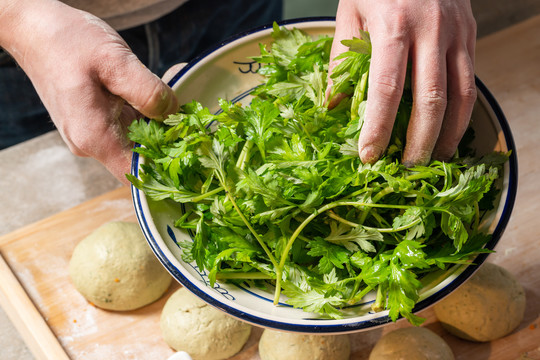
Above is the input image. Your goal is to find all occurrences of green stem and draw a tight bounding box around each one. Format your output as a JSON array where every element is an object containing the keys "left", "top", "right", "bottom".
[
  {"left": 215, "top": 165, "right": 277, "bottom": 269},
  {"left": 343, "top": 187, "right": 370, "bottom": 200},
  {"left": 351, "top": 71, "right": 368, "bottom": 121},
  {"left": 272, "top": 199, "right": 454, "bottom": 304},
  {"left": 236, "top": 140, "right": 253, "bottom": 170},
  {"left": 370, "top": 210, "right": 391, "bottom": 229},
  {"left": 404, "top": 172, "right": 437, "bottom": 181},
  {"left": 328, "top": 210, "right": 423, "bottom": 233},
  {"left": 274, "top": 200, "right": 407, "bottom": 304},
  {"left": 191, "top": 186, "right": 224, "bottom": 202},
  {"left": 359, "top": 187, "right": 394, "bottom": 224},
  {"left": 216, "top": 272, "right": 274, "bottom": 280},
  {"left": 349, "top": 284, "right": 374, "bottom": 305},
  {"left": 328, "top": 211, "right": 359, "bottom": 228},
  {"left": 224, "top": 190, "right": 277, "bottom": 268},
  {"left": 473, "top": 201, "right": 480, "bottom": 234},
  {"left": 371, "top": 285, "right": 386, "bottom": 312},
  {"left": 298, "top": 121, "right": 321, "bottom": 153}
]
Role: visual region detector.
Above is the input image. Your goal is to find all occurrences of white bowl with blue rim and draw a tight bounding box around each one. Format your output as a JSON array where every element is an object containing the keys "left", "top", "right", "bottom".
[{"left": 131, "top": 18, "right": 518, "bottom": 333}]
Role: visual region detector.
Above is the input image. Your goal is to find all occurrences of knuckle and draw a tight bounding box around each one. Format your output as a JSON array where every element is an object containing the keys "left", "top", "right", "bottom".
[
  {"left": 93, "top": 46, "right": 123, "bottom": 73},
  {"left": 372, "top": 74, "right": 403, "bottom": 102},
  {"left": 68, "top": 130, "right": 96, "bottom": 157},
  {"left": 458, "top": 83, "right": 477, "bottom": 104},
  {"left": 94, "top": 43, "right": 139, "bottom": 86},
  {"left": 383, "top": 12, "right": 409, "bottom": 42},
  {"left": 418, "top": 84, "right": 447, "bottom": 109},
  {"left": 135, "top": 77, "right": 169, "bottom": 117},
  {"left": 425, "top": 6, "right": 444, "bottom": 28},
  {"left": 65, "top": 139, "right": 87, "bottom": 157}
]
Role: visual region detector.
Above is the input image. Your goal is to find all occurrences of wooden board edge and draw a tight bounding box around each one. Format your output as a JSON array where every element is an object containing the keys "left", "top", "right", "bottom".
[{"left": 0, "top": 253, "right": 71, "bottom": 360}]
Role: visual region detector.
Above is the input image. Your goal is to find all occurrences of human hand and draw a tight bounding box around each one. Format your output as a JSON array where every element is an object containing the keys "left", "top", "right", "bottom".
[
  {"left": 328, "top": 0, "right": 477, "bottom": 166},
  {"left": 0, "top": 0, "right": 178, "bottom": 184}
]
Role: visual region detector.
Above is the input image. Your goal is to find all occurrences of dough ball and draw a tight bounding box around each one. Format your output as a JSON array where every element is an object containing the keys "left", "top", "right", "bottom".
[
  {"left": 69, "top": 221, "right": 171, "bottom": 311},
  {"left": 160, "top": 287, "right": 252, "bottom": 360},
  {"left": 258, "top": 329, "right": 350, "bottom": 360},
  {"left": 434, "top": 262, "right": 525, "bottom": 342},
  {"left": 369, "top": 327, "right": 454, "bottom": 360}
]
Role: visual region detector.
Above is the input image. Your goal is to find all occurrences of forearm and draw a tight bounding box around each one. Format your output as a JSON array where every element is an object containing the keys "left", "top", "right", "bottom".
[
  {"left": 0, "top": 0, "right": 86, "bottom": 72},
  {"left": 1, "top": 0, "right": 46, "bottom": 65},
  {"left": 0, "top": 0, "right": 178, "bottom": 183}
]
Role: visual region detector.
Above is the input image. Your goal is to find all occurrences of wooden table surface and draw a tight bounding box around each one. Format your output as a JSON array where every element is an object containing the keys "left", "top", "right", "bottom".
[{"left": 1, "top": 13, "right": 539, "bottom": 360}]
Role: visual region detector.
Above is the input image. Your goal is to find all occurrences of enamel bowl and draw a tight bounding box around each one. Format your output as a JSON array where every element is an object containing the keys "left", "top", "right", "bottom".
[{"left": 131, "top": 18, "right": 518, "bottom": 333}]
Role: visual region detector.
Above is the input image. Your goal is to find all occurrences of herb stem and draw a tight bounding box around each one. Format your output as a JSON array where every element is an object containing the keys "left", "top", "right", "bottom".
[
  {"left": 327, "top": 211, "right": 359, "bottom": 228},
  {"left": 236, "top": 140, "right": 253, "bottom": 170},
  {"left": 350, "top": 284, "right": 374, "bottom": 304},
  {"left": 351, "top": 71, "right": 368, "bottom": 120},
  {"left": 298, "top": 121, "right": 321, "bottom": 153},
  {"left": 191, "top": 186, "right": 225, "bottom": 202},
  {"left": 216, "top": 272, "right": 274, "bottom": 280},
  {"left": 224, "top": 190, "right": 278, "bottom": 268},
  {"left": 215, "top": 163, "right": 278, "bottom": 269},
  {"left": 371, "top": 285, "right": 385, "bottom": 312},
  {"left": 328, "top": 210, "right": 422, "bottom": 233},
  {"left": 274, "top": 200, "right": 414, "bottom": 304},
  {"left": 359, "top": 186, "right": 394, "bottom": 224},
  {"left": 473, "top": 201, "right": 480, "bottom": 234}
]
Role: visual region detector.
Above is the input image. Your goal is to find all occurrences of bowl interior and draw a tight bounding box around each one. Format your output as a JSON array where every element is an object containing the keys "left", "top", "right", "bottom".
[{"left": 131, "top": 19, "right": 517, "bottom": 333}]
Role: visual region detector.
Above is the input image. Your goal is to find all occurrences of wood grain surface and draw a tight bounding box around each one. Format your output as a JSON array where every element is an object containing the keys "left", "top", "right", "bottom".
[{"left": 1, "top": 14, "right": 540, "bottom": 360}]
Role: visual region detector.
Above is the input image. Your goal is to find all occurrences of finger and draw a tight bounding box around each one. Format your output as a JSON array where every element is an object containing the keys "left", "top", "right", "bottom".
[
  {"left": 100, "top": 135, "right": 132, "bottom": 186},
  {"left": 326, "top": 0, "right": 362, "bottom": 107},
  {"left": 162, "top": 62, "right": 187, "bottom": 84},
  {"left": 104, "top": 100, "right": 141, "bottom": 184},
  {"left": 58, "top": 90, "right": 134, "bottom": 185},
  {"left": 402, "top": 45, "right": 447, "bottom": 167},
  {"left": 432, "top": 47, "right": 476, "bottom": 161},
  {"left": 358, "top": 32, "right": 409, "bottom": 164},
  {"left": 98, "top": 53, "right": 179, "bottom": 120},
  {"left": 329, "top": 0, "right": 362, "bottom": 71}
]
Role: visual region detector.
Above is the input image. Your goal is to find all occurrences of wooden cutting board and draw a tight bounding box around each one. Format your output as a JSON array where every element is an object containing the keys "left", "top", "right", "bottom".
[
  {"left": 2, "top": 14, "right": 540, "bottom": 360},
  {"left": 0, "top": 187, "right": 179, "bottom": 360},
  {"left": 0, "top": 188, "right": 538, "bottom": 360}
]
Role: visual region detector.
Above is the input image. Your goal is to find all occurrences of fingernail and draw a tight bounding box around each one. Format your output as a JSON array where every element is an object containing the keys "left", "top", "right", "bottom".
[
  {"left": 403, "top": 150, "right": 431, "bottom": 168},
  {"left": 153, "top": 90, "right": 178, "bottom": 121},
  {"left": 432, "top": 147, "right": 454, "bottom": 163},
  {"left": 359, "top": 144, "right": 383, "bottom": 164}
]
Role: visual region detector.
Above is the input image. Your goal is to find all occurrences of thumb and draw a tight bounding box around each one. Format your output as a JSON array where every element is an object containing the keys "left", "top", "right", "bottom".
[
  {"left": 99, "top": 54, "right": 179, "bottom": 120},
  {"left": 162, "top": 62, "right": 187, "bottom": 84}
]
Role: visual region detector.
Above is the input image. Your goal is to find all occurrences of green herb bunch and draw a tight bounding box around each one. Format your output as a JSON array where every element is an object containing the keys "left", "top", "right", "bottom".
[{"left": 127, "top": 23, "right": 507, "bottom": 325}]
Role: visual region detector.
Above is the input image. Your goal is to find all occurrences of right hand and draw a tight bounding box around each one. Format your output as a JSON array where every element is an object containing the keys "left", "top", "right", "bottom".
[
  {"left": 327, "top": 0, "right": 477, "bottom": 167},
  {"left": 0, "top": 0, "right": 178, "bottom": 184}
]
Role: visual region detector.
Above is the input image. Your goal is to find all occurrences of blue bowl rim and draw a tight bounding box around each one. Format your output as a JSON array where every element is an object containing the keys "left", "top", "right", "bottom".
[{"left": 130, "top": 18, "right": 519, "bottom": 333}]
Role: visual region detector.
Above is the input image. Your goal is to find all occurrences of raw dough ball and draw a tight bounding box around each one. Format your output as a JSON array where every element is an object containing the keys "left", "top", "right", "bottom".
[
  {"left": 434, "top": 262, "right": 526, "bottom": 342},
  {"left": 160, "top": 287, "right": 252, "bottom": 360},
  {"left": 258, "top": 329, "right": 350, "bottom": 360},
  {"left": 369, "top": 327, "right": 454, "bottom": 360},
  {"left": 69, "top": 221, "right": 171, "bottom": 311}
]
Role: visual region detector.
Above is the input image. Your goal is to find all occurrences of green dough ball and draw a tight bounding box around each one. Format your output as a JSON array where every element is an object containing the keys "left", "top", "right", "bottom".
[
  {"left": 69, "top": 221, "right": 171, "bottom": 311},
  {"left": 160, "top": 287, "right": 252, "bottom": 360},
  {"left": 369, "top": 327, "right": 454, "bottom": 360},
  {"left": 434, "top": 262, "right": 526, "bottom": 342},
  {"left": 259, "top": 329, "right": 350, "bottom": 360}
]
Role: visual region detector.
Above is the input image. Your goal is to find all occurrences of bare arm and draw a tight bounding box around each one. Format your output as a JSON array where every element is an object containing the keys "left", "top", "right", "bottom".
[{"left": 0, "top": 0, "right": 178, "bottom": 183}]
